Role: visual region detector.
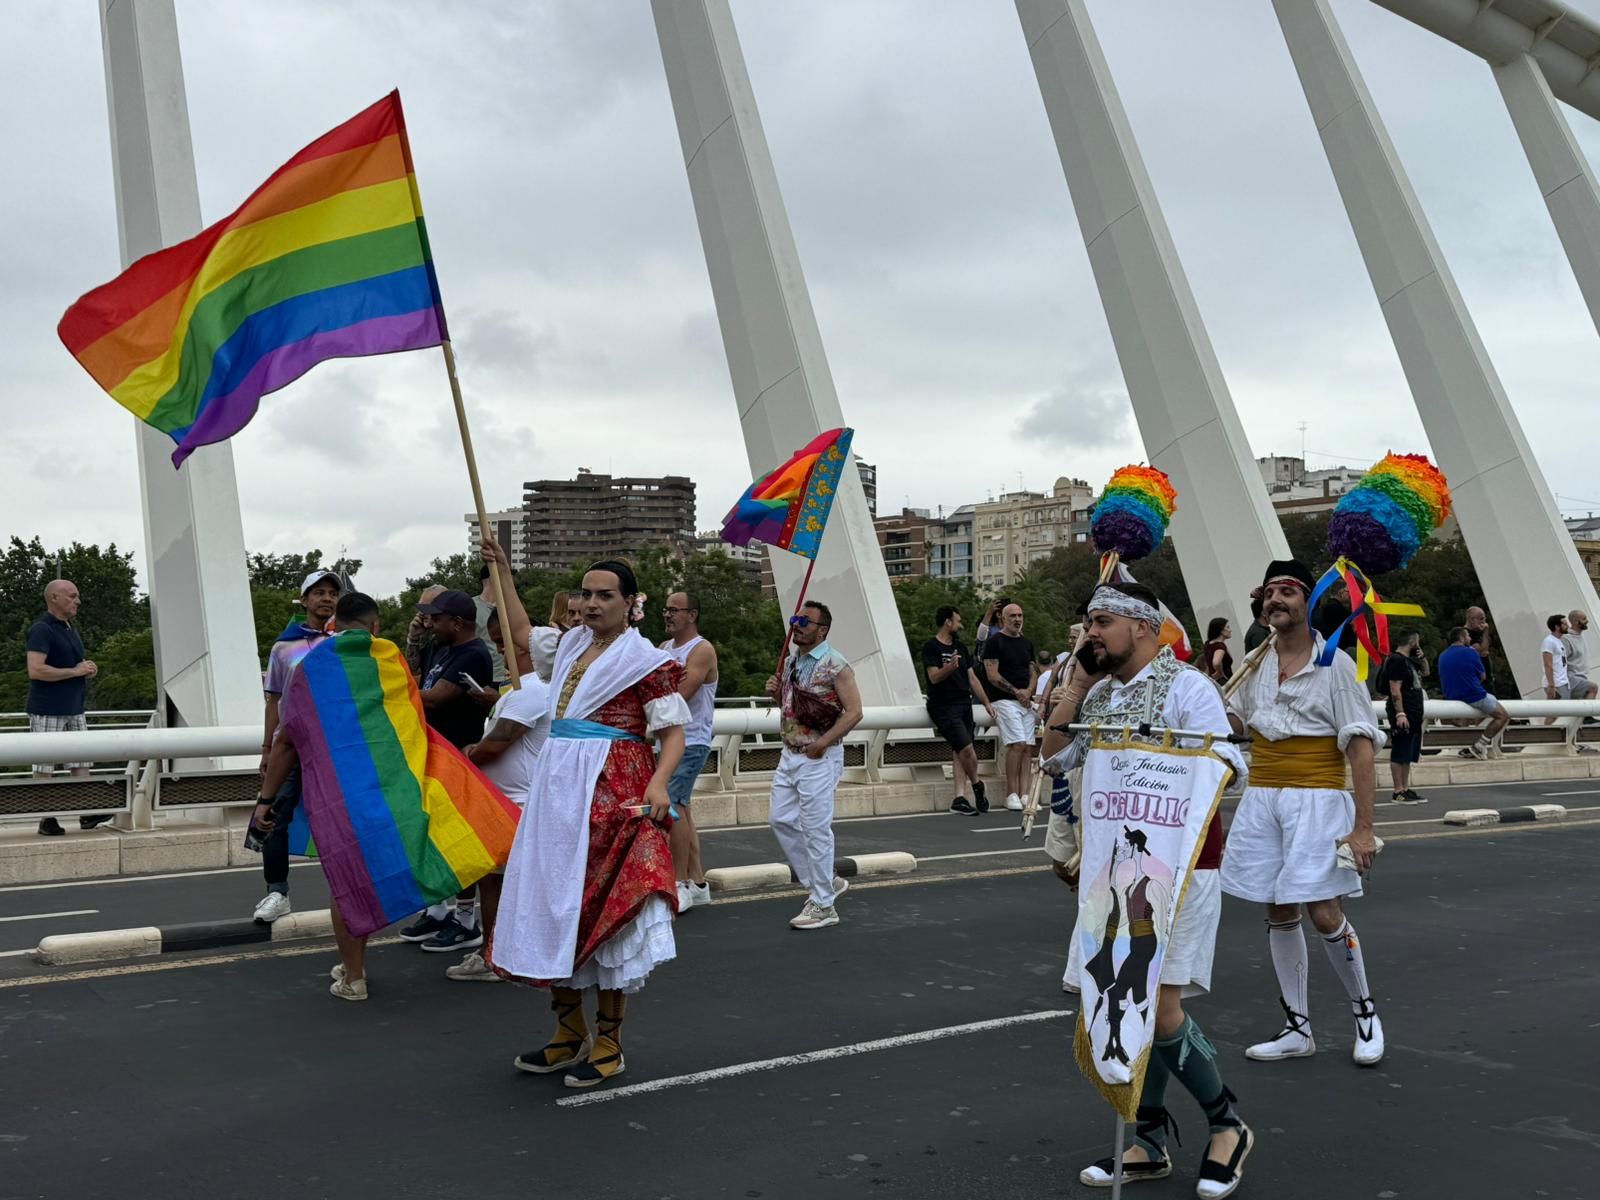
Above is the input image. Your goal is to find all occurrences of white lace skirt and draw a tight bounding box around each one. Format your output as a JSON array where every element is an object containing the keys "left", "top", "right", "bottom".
[{"left": 562, "top": 894, "right": 676, "bottom": 994}]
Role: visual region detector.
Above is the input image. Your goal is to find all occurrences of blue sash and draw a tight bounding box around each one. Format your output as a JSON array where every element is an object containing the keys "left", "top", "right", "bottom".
[
  {"left": 551, "top": 718, "right": 644, "bottom": 743},
  {"left": 549, "top": 718, "right": 675, "bottom": 820}
]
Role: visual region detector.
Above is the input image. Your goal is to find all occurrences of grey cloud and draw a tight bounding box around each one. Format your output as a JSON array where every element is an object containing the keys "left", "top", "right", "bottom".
[{"left": 1018, "top": 383, "right": 1131, "bottom": 449}]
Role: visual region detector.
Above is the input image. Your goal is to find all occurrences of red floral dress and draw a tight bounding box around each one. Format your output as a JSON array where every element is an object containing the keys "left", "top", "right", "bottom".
[{"left": 490, "top": 661, "right": 681, "bottom": 986}]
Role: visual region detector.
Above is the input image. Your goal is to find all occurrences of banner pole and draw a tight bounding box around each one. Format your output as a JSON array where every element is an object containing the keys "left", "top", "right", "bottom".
[
  {"left": 1110, "top": 1109, "right": 1127, "bottom": 1198},
  {"left": 441, "top": 338, "right": 521, "bottom": 690}
]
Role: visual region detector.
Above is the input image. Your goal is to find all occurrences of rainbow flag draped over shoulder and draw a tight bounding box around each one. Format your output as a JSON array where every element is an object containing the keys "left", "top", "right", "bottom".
[
  {"left": 721, "top": 427, "right": 853, "bottom": 559},
  {"left": 58, "top": 91, "right": 445, "bottom": 467},
  {"left": 279, "top": 630, "right": 518, "bottom": 939}
]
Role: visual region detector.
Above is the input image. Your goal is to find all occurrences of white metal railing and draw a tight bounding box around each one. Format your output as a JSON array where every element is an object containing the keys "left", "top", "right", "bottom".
[
  {"left": 2, "top": 698, "right": 1597, "bottom": 768},
  {"left": 0, "top": 700, "right": 1596, "bottom": 821},
  {"left": 0, "top": 710, "right": 160, "bottom": 779}
]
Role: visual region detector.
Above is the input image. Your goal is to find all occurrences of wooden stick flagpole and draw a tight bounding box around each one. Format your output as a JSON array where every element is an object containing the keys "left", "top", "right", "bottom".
[
  {"left": 774, "top": 553, "right": 821, "bottom": 680},
  {"left": 441, "top": 339, "right": 521, "bottom": 691}
]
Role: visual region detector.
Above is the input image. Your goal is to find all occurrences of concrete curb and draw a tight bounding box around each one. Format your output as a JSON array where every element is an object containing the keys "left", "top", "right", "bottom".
[
  {"left": 1442, "top": 804, "right": 1567, "bottom": 828},
  {"left": 35, "top": 908, "right": 335, "bottom": 966},
  {"left": 706, "top": 851, "right": 917, "bottom": 894}
]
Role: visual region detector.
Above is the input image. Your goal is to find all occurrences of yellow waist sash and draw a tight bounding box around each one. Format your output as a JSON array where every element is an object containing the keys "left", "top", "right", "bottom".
[{"left": 1250, "top": 734, "right": 1346, "bottom": 790}]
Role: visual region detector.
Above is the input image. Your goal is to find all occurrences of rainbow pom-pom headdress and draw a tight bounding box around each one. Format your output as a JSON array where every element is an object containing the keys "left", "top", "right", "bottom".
[
  {"left": 1313, "top": 452, "right": 1451, "bottom": 679},
  {"left": 1326, "top": 453, "right": 1452, "bottom": 576},
  {"left": 1091, "top": 465, "right": 1176, "bottom": 563}
]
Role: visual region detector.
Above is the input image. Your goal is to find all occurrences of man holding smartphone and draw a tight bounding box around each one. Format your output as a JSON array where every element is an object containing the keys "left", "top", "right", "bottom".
[
  {"left": 1376, "top": 630, "right": 1428, "bottom": 803},
  {"left": 921, "top": 606, "right": 993, "bottom": 814},
  {"left": 401, "top": 589, "right": 495, "bottom": 953}
]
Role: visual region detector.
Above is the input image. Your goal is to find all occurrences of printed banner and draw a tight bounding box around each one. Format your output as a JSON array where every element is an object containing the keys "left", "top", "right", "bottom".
[{"left": 1074, "top": 731, "right": 1231, "bottom": 1118}]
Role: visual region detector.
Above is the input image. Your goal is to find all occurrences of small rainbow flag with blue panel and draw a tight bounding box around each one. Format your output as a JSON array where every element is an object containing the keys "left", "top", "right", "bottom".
[
  {"left": 721, "top": 427, "right": 854, "bottom": 559},
  {"left": 279, "top": 631, "right": 519, "bottom": 939}
]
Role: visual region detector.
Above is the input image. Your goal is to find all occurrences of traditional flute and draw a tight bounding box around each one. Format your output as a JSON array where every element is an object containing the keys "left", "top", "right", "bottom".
[{"left": 1221, "top": 629, "right": 1277, "bottom": 701}]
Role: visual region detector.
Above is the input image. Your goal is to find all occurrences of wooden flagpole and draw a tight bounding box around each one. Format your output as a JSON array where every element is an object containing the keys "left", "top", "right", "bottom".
[{"left": 441, "top": 339, "right": 521, "bottom": 691}]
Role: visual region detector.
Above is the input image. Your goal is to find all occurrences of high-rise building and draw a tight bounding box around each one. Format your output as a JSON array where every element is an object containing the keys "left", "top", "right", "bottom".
[
  {"left": 875, "top": 508, "right": 933, "bottom": 582},
  {"left": 972, "top": 477, "right": 1095, "bottom": 590},
  {"left": 928, "top": 504, "right": 976, "bottom": 582},
  {"left": 694, "top": 528, "right": 766, "bottom": 588},
  {"left": 522, "top": 470, "right": 696, "bottom": 571},
  {"left": 463, "top": 508, "right": 532, "bottom": 571},
  {"left": 856, "top": 459, "right": 877, "bottom": 521}
]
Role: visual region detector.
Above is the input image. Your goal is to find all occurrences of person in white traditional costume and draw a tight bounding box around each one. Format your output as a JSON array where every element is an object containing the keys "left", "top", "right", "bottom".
[
  {"left": 1221, "top": 559, "right": 1385, "bottom": 1068},
  {"left": 1042, "top": 583, "right": 1254, "bottom": 1197},
  {"left": 486, "top": 553, "right": 691, "bottom": 1090}
]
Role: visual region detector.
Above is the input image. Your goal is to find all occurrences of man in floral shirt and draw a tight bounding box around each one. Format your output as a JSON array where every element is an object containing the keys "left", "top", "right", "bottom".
[{"left": 765, "top": 601, "right": 863, "bottom": 931}]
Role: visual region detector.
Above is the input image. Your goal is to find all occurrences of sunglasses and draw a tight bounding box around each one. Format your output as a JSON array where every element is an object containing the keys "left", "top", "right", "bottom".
[
  {"left": 789, "top": 615, "right": 813, "bottom": 629},
  {"left": 662, "top": 606, "right": 691, "bottom": 615}
]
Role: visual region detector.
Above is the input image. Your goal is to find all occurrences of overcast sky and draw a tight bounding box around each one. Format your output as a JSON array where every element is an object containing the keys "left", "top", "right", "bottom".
[{"left": 7, "top": 0, "right": 1600, "bottom": 597}]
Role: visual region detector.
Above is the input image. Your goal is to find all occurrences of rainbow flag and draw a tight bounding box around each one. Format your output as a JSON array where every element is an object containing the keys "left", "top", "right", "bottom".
[
  {"left": 722, "top": 427, "right": 854, "bottom": 559},
  {"left": 58, "top": 91, "right": 445, "bottom": 467},
  {"left": 279, "top": 630, "right": 518, "bottom": 939}
]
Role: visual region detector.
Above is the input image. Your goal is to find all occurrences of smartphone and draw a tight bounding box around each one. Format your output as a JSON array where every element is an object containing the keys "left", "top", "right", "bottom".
[{"left": 461, "top": 672, "right": 486, "bottom": 694}]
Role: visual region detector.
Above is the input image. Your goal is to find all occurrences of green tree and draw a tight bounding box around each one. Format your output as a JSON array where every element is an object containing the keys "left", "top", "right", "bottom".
[
  {"left": 246, "top": 550, "right": 361, "bottom": 592},
  {"left": 677, "top": 550, "right": 783, "bottom": 697},
  {"left": 406, "top": 553, "right": 480, "bottom": 596},
  {"left": 89, "top": 628, "right": 157, "bottom": 710},
  {"left": 0, "top": 536, "right": 145, "bottom": 674}
]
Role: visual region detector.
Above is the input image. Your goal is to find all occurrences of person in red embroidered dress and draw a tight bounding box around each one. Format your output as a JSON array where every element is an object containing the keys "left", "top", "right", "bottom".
[{"left": 485, "top": 549, "right": 689, "bottom": 1090}]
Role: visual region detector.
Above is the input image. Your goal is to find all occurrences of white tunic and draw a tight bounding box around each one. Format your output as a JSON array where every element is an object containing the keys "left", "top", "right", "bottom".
[{"left": 1220, "top": 635, "right": 1382, "bottom": 904}]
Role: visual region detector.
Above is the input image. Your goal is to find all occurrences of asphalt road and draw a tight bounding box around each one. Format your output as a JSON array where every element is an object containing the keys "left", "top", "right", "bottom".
[
  {"left": 1, "top": 775, "right": 1594, "bottom": 967},
  {"left": 1, "top": 813, "right": 1596, "bottom": 1199}
]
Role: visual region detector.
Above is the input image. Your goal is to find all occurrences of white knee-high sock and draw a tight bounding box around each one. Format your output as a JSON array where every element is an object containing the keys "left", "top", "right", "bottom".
[
  {"left": 1268, "top": 919, "right": 1310, "bottom": 1025},
  {"left": 1321, "top": 917, "right": 1373, "bottom": 1008}
]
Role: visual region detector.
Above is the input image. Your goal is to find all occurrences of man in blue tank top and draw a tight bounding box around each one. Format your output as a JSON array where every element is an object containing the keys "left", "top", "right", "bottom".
[{"left": 661, "top": 592, "right": 719, "bottom": 912}]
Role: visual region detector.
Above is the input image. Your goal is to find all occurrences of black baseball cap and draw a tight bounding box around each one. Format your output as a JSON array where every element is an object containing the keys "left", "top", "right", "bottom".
[{"left": 416, "top": 589, "right": 476, "bottom": 620}]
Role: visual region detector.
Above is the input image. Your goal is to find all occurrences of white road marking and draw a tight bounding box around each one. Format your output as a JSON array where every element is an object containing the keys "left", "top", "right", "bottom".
[
  {"left": 0, "top": 861, "right": 317, "bottom": 894},
  {"left": 0, "top": 948, "right": 37, "bottom": 958},
  {"left": 1541, "top": 789, "right": 1600, "bottom": 797},
  {"left": 921, "top": 847, "right": 1045, "bottom": 862},
  {"left": 0, "top": 935, "right": 404, "bottom": 989},
  {"left": 555, "top": 1009, "right": 1075, "bottom": 1108},
  {"left": 0, "top": 909, "right": 97, "bottom": 923}
]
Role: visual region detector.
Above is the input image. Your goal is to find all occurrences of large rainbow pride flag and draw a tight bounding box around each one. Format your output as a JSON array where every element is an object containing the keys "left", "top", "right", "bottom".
[
  {"left": 279, "top": 631, "right": 518, "bottom": 939},
  {"left": 58, "top": 91, "right": 444, "bottom": 467},
  {"left": 721, "top": 427, "right": 854, "bottom": 559}
]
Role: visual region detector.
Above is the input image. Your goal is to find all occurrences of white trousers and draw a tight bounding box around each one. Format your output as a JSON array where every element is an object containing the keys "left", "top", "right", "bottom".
[{"left": 770, "top": 745, "right": 843, "bottom": 906}]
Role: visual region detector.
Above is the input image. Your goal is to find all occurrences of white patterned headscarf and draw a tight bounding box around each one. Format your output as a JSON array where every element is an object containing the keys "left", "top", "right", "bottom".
[{"left": 1087, "top": 585, "right": 1162, "bottom": 633}]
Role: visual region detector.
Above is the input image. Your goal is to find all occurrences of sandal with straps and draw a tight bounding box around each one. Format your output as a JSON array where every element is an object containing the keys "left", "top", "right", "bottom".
[
  {"left": 1195, "top": 1118, "right": 1253, "bottom": 1199},
  {"left": 564, "top": 1013, "right": 625, "bottom": 1090},
  {"left": 514, "top": 994, "right": 593, "bottom": 1075},
  {"left": 1078, "top": 1107, "right": 1178, "bottom": 1187}
]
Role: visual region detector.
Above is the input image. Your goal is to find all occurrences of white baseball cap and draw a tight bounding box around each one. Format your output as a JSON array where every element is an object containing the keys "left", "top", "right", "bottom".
[{"left": 300, "top": 569, "right": 342, "bottom": 596}]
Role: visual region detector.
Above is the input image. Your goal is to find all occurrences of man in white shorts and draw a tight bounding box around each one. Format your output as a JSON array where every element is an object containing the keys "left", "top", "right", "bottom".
[
  {"left": 983, "top": 602, "right": 1039, "bottom": 811},
  {"left": 1041, "top": 582, "right": 1252, "bottom": 1194},
  {"left": 1223, "top": 560, "right": 1385, "bottom": 1067}
]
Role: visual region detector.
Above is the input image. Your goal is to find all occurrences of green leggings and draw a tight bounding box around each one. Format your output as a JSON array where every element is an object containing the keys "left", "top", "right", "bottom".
[{"left": 1131, "top": 1016, "right": 1239, "bottom": 1156}]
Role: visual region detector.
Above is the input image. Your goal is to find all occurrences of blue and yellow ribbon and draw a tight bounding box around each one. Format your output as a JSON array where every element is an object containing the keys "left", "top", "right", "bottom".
[{"left": 1307, "top": 556, "right": 1425, "bottom": 681}]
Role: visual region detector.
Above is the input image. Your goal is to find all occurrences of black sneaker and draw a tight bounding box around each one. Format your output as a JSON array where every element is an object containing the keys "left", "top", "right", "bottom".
[
  {"left": 1393, "top": 790, "right": 1426, "bottom": 805},
  {"left": 37, "top": 817, "right": 65, "bottom": 837},
  {"left": 973, "top": 781, "right": 989, "bottom": 814},
  {"left": 399, "top": 912, "right": 454, "bottom": 942},
  {"left": 419, "top": 916, "right": 484, "bottom": 953},
  {"left": 950, "top": 796, "right": 977, "bottom": 814},
  {"left": 79, "top": 814, "right": 113, "bottom": 830}
]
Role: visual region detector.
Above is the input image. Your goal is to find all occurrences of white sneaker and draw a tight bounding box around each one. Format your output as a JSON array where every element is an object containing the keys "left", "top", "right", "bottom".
[
  {"left": 676, "top": 881, "right": 694, "bottom": 913},
  {"left": 790, "top": 903, "right": 840, "bottom": 930},
  {"left": 686, "top": 881, "right": 712, "bottom": 908},
  {"left": 1245, "top": 1025, "right": 1316, "bottom": 1061},
  {"left": 1467, "top": 739, "right": 1489, "bottom": 761},
  {"left": 329, "top": 976, "right": 368, "bottom": 1001},
  {"left": 445, "top": 950, "right": 500, "bottom": 982},
  {"left": 253, "top": 892, "right": 291, "bottom": 923},
  {"left": 1352, "top": 1003, "right": 1385, "bottom": 1066},
  {"left": 1005, "top": 793, "right": 1024, "bottom": 811},
  {"left": 831, "top": 876, "right": 850, "bottom": 901}
]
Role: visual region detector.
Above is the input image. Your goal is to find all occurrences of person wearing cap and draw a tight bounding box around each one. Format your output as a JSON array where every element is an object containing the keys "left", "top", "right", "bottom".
[
  {"left": 1222, "top": 559, "right": 1386, "bottom": 1068},
  {"left": 1040, "top": 582, "right": 1253, "bottom": 1195},
  {"left": 251, "top": 568, "right": 342, "bottom": 924},
  {"left": 396, "top": 588, "right": 498, "bottom": 954}
]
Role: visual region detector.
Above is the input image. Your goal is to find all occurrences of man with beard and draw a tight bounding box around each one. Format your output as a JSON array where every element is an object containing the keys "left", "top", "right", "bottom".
[
  {"left": 1041, "top": 582, "right": 1252, "bottom": 1196},
  {"left": 1222, "top": 561, "right": 1385, "bottom": 1068}
]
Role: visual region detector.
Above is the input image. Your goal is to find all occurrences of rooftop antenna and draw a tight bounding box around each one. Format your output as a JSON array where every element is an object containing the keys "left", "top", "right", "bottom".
[{"left": 1298, "top": 421, "right": 1308, "bottom": 462}]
